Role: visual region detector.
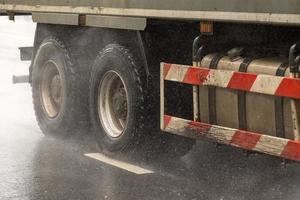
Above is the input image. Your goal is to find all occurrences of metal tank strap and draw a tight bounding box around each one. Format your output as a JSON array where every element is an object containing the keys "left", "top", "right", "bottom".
[
  {"left": 208, "top": 54, "right": 224, "bottom": 125},
  {"left": 275, "top": 61, "right": 289, "bottom": 138},
  {"left": 238, "top": 57, "right": 254, "bottom": 130}
]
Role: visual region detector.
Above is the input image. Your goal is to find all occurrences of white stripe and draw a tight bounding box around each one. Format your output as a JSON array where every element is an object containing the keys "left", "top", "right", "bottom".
[
  {"left": 253, "top": 135, "right": 288, "bottom": 156},
  {"left": 165, "top": 64, "right": 188, "bottom": 82},
  {"left": 164, "top": 117, "right": 206, "bottom": 139},
  {"left": 165, "top": 117, "right": 188, "bottom": 133},
  {"left": 209, "top": 126, "right": 236, "bottom": 144},
  {"left": 250, "top": 75, "right": 283, "bottom": 95},
  {"left": 166, "top": 116, "right": 236, "bottom": 143},
  {"left": 203, "top": 69, "right": 234, "bottom": 88},
  {"left": 85, "top": 153, "right": 154, "bottom": 175}
]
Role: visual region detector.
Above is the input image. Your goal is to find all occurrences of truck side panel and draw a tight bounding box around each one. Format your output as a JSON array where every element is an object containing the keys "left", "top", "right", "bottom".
[
  {"left": 2, "top": 1, "right": 300, "bottom": 26},
  {"left": 4, "top": 0, "right": 300, "bottom": 14}
]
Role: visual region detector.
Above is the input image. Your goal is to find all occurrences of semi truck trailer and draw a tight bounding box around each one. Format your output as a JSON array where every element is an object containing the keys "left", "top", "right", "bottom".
[{"left": 1, "top": 1, "right": 300, "bottom": 161}]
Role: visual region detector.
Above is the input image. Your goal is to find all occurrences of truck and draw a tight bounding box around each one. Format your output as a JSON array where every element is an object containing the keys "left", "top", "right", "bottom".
[{"left": 1, "top": 0, "right": 300, "bottom": 161}]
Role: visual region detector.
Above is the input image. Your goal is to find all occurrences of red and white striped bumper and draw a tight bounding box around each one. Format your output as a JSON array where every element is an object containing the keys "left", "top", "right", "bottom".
[
  {"left": 160, "top": 62, "right": 300, "bottom": 161},
  {"left": 163, "top": 115, "right": 300, "bottom": 161}
]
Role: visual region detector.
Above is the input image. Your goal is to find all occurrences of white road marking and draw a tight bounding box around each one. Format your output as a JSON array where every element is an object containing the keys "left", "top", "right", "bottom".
[{"left": 85, "top": 153, "right": 154, "bottom": 175}]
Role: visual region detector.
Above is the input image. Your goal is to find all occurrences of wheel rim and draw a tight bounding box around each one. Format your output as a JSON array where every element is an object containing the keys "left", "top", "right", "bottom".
[
  {"left": 98, "top": 71, "right": 128, "bottom": 138},
  {"left": 40, "top": 61, "right": 63, "bottom": 118}
]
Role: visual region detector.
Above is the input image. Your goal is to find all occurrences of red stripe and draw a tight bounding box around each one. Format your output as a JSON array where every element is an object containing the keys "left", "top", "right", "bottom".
[
  {"left": 275, "top": 78, "right": 300, "bottom": 99},
  {"left": 281, "top": 140, "right": 300, "bottom": 161},
  {"left": 227, "top": 72, "right": 257, "bottom": 91},
  {"left": 163, "top": 115, "right": 172, "bottom": 130},
  {"left": 187, "top": 121, "right": 212, "bottom": 133},
  {"left": 182, "top": 67, "right": 210, "bottom": 85},
  {"left": 230, "top": 131, "right": 261, "bottom": 150},
  {"left": 163, "top": 63, "right": 172, "bottom": 79}
]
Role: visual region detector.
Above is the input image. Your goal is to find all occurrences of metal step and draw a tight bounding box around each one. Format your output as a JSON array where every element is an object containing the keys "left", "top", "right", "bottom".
[{"left": 19, "top": 47, "right": 33, "bottom": 61}]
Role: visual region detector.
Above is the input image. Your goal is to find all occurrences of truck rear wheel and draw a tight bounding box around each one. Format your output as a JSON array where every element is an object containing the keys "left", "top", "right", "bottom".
[
  {"left": 89, "top": 44, "right": 146, "bottom": 154},
  {"left": 90, "top": 44, "right": 195, "bottom": 157},
  {"left": 32, "top": 37, "right": 87, "bottom": 137}
]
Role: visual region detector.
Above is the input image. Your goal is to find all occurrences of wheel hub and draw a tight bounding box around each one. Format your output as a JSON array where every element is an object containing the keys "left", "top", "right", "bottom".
[
  {"left": 50, "top": 74, "right": 62, "bottom": 105},
  {"left": 40, "top": 61, "right": 64, "bottom": 118},
  {"left": 98, "top": 71, "right": 128, "bottom": 138},
  {"left": 112, "top": 87, "right": 127, "bottom": 121}
]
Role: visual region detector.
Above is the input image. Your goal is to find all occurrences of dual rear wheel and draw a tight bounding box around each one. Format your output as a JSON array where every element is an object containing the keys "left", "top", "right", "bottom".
[
  {"left": 32, "top": 37, "right": 84, "bottom": 136},
  {"left": 89, "top": 44, "right": 147, "bottom": 154},
  {"left": 32, "top": 37, "right": 194, "bottom": 157}
]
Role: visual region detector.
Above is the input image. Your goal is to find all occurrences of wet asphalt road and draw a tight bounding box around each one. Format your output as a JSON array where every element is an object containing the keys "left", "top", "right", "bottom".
[{"left": 1, "top": 17, "right": 300, "bottom": 200}]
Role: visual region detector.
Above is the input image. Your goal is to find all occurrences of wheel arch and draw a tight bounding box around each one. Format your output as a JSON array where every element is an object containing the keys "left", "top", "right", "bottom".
[{"left": 30, "top": 24, "right": 150, "bottom": 83}]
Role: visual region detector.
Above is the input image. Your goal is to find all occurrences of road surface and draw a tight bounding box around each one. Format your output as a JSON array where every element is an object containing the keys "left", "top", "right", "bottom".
[{"left": 0, "top": 16, "right": 300, "bottom": 200}]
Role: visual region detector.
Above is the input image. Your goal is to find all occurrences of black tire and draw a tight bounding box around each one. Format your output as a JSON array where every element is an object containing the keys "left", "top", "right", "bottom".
[
  {"left": 32, "top": 37, "right": 88, "bottom": 137},
  {"left": 89, "top": 44, "right": 146, "bottom": 154},
  {"left": 90, "top": 44, "right": 195, "bottom": 157}
]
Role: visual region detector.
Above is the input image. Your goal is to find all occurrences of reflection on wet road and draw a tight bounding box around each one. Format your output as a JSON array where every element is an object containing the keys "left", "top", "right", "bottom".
[{"left": 0, "top": 16, "right": 300, "bottom": 200}]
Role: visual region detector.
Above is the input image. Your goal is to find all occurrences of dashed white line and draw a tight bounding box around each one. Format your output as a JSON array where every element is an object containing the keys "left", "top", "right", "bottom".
[{"left": 85, "top": 153, "right": 154, "bottom": 175}]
